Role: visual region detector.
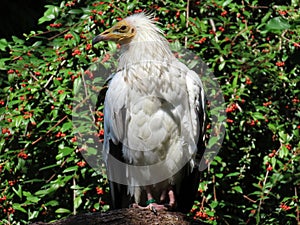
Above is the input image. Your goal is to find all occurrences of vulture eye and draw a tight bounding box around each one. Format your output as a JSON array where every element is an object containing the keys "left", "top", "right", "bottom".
[{"left": 120, "top": 25, "right": 127, "bottom": 30}]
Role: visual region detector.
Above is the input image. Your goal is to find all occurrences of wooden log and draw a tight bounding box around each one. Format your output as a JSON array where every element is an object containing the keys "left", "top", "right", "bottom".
[{"left": 29, "top": 208, "right": 207, "bottom": 225}]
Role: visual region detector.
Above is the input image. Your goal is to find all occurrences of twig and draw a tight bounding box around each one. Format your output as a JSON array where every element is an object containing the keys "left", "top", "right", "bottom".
[
  {"left": 46, "top": 158, "right": 67, "bottom": 183},
  {"left": 29, "top": 72, "right": 39, "bottom": 82},
  {"left": 200, "top": 195, "right": 206, "bottom": 209},
  {"left": 31, "top": 115, "right": 68, "bottom": 145},
  {"left": 43, "top": 75, "right": 54, "bottom": 89},
  {"left": 26, "top": 29, "right": 59, "bottom": 38},
  {"left": 212, "top": 175, "right": 217, "bottom": 201},
  {"left": 73, "top": 177, "right": 77, "bottom": 215},
  {"left": 295, "top": 186, "right": 299, "bottom": 223},
  {"left": 243, "top": 195, "right": 257, "bottom": 203},
  {"left": 221, "top": 218, "right": 231, "bottom": 225},
  {"left": 80, "top": 71, "right": 96, "bottom": 123},
  {"left": 44, "top": 59, "right": 66, "bottom": 89},
  {"left": 256, "top": 169, "right": 270, "bottom": 221},
  {"left": 231, "top": 27, "right": 249, "bottom": 45},
  {"left": 185, "top": 0, "right": 190, "bottom": 48},
  {"left": 209, "top": 19, "right": 225, "bottom": 63},
  {"left": 209, "top": 19, "right": 218, "bottom": 43},
  {"left": 280, "top": 30, "right": 300, "bottom": 48},
  {"left": 247, "top": 5, "right": 268, "bottom": 9},
  {"left": 48, "top": 28, "right": 70, "bottom": 41}
]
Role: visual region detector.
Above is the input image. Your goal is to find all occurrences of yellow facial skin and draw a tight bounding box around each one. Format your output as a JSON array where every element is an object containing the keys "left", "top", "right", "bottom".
[{"left": 92, "top": 20, "right": 136, "bottom": 45}]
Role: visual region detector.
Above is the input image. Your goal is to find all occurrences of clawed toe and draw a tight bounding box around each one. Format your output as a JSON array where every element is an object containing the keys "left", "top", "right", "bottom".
[
  {"left": 164, "top": 203, "right": 176, "bottom": 211},
  {"left": 130, "top": 202, "right": 169, "bottom": 215}
]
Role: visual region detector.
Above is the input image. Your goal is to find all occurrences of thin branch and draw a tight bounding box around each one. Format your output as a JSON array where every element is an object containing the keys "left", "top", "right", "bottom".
[
  {"left": 212, "top": 175, "right": 217, "bottom": 201},
  {"left": 295, "top": 186, "right": 299, "bottom": 223},
  {"left": 209, "top": 19, "right": 218, "bottom": 43},
  {"left": 26, "top": 29, "right": 60, "bottom": 38},
  {"left": 247, "top": 5, "right": 268, "bottom": 9},
  {"left": 231, "top": 27, "right": 249, "bottom": 45},
  {"left": 281, "top": 30, "right": 300, "bottom": 48},
  {"left": 31, "top": 115, "right": 68, "bottom": 145},
  {"left": 209, "top": 18, "right": 225, "bottom": 63},
  {"left": 43, "top": 75, "right": 54, "bottom": 89},
  {"left": 200, "top": 195, "right": 206, "bottom": 209},
  {"left": 257, "top": 170, "right": 270, "bottom": 219},
  {"left": 80, "top": 71, "right": 96, "bottom": 123},
  {"left": 243, "top": 195, "right": 257, "bottom": 203},
  {"left": 48, "top": 28, "right": 70, "bottom": 41},
  {"left": 184, "top": 0, "right": 190, "bottom": 48},
  {"left": 44, "top": 59, "right": 66, "bottom": 89},
  {"left": 46, "top": 159, "right": 67, "bottom": 183},
  {"left": 73, "top": 177, "right": 77, "bottom": 215}
]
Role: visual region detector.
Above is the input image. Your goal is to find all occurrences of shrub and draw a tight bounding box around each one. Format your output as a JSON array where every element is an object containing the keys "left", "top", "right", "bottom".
[{"left": 0, "top": 0, "right": 299, "bottom": 224}]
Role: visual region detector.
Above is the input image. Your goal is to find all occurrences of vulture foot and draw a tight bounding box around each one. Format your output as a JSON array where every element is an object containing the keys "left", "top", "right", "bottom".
[
  {"left": 131, "top": 189, "right": 177, "bottom": 214},
  {"left": 131, "top": 202, "right": 167, "bottom": 215}
]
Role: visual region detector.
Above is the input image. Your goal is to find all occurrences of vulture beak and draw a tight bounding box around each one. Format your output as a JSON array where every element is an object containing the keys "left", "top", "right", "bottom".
[
  {"left": 92, "top": 33, "right": 107, "bottom": 45},
  {"left": 92, "top": 20, "right": 136, "bottom": 45},
  {"left": 92, "top": 27, "right": 117, "bottom": 45}
]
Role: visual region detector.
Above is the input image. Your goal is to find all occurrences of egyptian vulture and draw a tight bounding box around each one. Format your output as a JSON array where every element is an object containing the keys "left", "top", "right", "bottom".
[{"left": 93, "top": 13, "right": 206, "bottom": 213}]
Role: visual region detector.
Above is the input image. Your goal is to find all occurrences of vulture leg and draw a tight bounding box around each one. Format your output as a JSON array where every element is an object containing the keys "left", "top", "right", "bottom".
[
  {"left": 165, "top": 188, "right": 176, "bottom": 210},
  {"left": 132, "top": 185, "right": 177, "bottom": 213},
  {"left": 132, "top": 187, "right": 167, "bottom": 212}
]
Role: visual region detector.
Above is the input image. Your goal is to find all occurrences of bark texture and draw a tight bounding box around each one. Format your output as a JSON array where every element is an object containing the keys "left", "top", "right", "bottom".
[{"left": 29, "top": 208, "right": 206, "bottom": 225}]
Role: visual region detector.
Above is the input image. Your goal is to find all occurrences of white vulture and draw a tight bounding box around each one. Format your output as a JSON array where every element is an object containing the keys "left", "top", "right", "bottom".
[{"left": 92, "top": 13, "right": 207, "bottom": 213}]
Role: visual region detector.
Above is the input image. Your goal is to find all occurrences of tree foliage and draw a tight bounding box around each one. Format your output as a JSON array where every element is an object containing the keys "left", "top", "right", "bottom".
[{"left": 0, "top": 0, "right": 299, "bottom": 224}]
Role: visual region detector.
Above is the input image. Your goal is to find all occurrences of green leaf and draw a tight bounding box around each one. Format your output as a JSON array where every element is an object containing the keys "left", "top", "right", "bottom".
[
  {"left": 39, "top": 164, "right": 59, "bottom": 171},
  {"left": 0, "top": 38, "right": 8, "bottom": 51},
  {"left": 232, "top": 72, "right": 239, "bottom": 89},
  {"left": 265, "top": 17, "right": 290, "bottom": 31},
  {"left": 268, "top": 123, "right": 276, "bottom": 132},
  {"left": 45, "top": 200, "right": 59, "bottom": 207},
  {"left": 252, "top": 112, "right": 265, "bottom": 120},
  {"left": 61, "top": 121, "right": 73, "bottom": 133},
  {"left": 226, "top": 172, "right": 240, "bottom": 177},
  {"left": 73, "top": 77, "right": 82, "bottom": 95},
  {"left": 218, "top": 61, "right": 226, "bottom": 71},
  {"left": 192, "top": 26, "right": 199, "bottom": 35},
  {"left": 215, "top": 173, "right": 224, "bottom": 178},
  {"left": 35, "top": 189, "right": 50, "bottom": 197},
  {"left": 207, "top": 136, "right": 218, "bottom": 148},
  {"left": 222, "top": 0, "right": 232, "bottom": 7},
  {"left": 279, "top": 145, "right": 289, "bottom": 158},
  {"left": 28, "top": 210, "right": 40, "bottom": 220},
  {"left": 55, "top": 208, "right": 71, "bottom": 214},
  {"left": 12, "top": 36, "right": 25, "bottom": 45},
  {"left": 232, "top": 186, "right": 243, "bottom": 193},
  {"left": 68, "top": 9, "right": 83, "bottom": 14},
  {"left": 12, "top": 203, "right": 27, "bottom": 213},
  {"left": 261, "top": 11, "right": 272, "bottom": 24},
  {"left": 38, "top": 5, "right": 60, "bottom": 24},
  {"left": 23, "top": 191, "right": 40, "bottom": 203},
  {"left": 32, "top": 41, "right": 43, "bottom": 47},
  {"left": 278, "top": 131, "right": 287, "bottom": 142},
  {"left": 63, "top": 166, "right": 78, "bottom": 173},
  {"left": 74, "top": 196, "right": 83, "bottom": 209},
  {"left": 12, "top": 185, "right": 23, "bottom": 199},
  {"left": 210, "top": 200, "right": 219, "bottom": 208},
  {"left": 180, "top": 13, "right": 186, "bottom": 27},
  {"left": 108, "top": 41, "right": 117, "bottom": 52},
  {"left": 59, "top": 146, "right": 74, "bottom": 157},
  {"left": 0, "top": 57, "right": 9, "bottom": 70}
]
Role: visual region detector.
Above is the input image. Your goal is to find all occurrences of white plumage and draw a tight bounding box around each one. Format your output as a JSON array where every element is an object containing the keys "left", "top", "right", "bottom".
[{"left": 93, "top": 13, "right": 206, "bottom": 212}]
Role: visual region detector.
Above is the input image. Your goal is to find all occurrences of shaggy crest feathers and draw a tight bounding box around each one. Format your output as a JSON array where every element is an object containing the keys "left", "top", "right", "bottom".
[{"left": 118, "top": 13, "right": 174, "bottom": 68}]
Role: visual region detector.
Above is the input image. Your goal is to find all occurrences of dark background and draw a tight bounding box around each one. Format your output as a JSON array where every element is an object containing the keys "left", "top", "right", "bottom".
[
  {"left": 0, "top": 0, "right": 292, "bottom": 40},
  {"left": 0, "top": 0, "right": 46, "bottom": 39}
]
